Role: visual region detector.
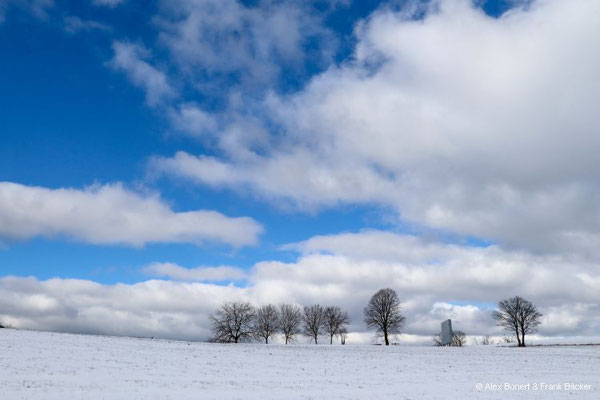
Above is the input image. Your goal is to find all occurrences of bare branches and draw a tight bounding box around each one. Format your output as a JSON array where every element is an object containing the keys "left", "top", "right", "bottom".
[
  {"left": 254, "top": 304, "right": 280, "bottom": 344},
  {"left": 279, "top": 304, "right": 302, "bottom": 345},
  {"left": 451, "top": 331, "right": 467, "bottom": 347},
  {"left": 323, "top": 306, "right": 351, "bottom": 345},
  {"left": 364, "top": 288, "right": 405, "bottom": 345},
  {"left": 432, "top": 331, "right": 467, "bottom": 347},
  {"left": 303, "top": 304, "right": 326, "bottom": 344},
  {"left": 492, "top": 296, "right": 542, "bottom": 347},
  {"left": 209, "top": 301, "right": 349, "bottom": 345},
  {"left": 209, "top": 301, "right": 256, "bottom": 343},
  {"left": 339, "top": 327, "right": 348, "bottom": 345}
]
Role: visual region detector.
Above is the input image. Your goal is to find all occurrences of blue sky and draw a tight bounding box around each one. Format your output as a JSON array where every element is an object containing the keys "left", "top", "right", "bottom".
[
  {"left": 1, "top": 0, "right": 508, "bottom": 284},
  {"left": 0, "top": 0, "right": 379, "bottom": 282},
  {"left": 1, "top": 0, "right": 599, "bottom": 341}
]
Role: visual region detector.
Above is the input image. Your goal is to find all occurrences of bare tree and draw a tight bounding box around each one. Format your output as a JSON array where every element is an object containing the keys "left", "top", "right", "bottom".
[
  {"left": 209, "top": 301, "right": 256, "bottom": 343},
  {"left": 339, "top": 327, "right": 348, "bottom": 345},
  {"left": 323, "top": 306, "right": 351, "bottom": 345},
  {"left": 364, "top": 288, "right": 405, "bottom": 345},
  {"left": 482, "top": 335, "right": 492, "bottom": 345},
  {"left": 503, "top": 335, "right": 515, "bottom": 344},
  {"left": 451, "top": 331, "right": 467, "bottom": 347},
  {"left": 492, "top": 296, "right": 542, "bottom": 347},
  {"left": 303, "top": 304, "right": 325, "bottom": 344},
  {"left": 433, "top": 330, "right": 467, "bottom": 347},
  {"left": 279, "top": 304, "right": 303, "bottom": 344},
  {"left": 253, "top": 304, "right": 280, "bottom": 344}
]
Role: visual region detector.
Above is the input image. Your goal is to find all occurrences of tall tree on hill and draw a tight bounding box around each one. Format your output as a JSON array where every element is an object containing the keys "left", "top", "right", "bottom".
[
  {"left": 209, "top": 301, "right": 256, "bottom": 343},
  {"left": 253, "top": 304, "right": 280, "bottom": 344},
  {"left": 364, "top": 288, "right": 405, "bottom": 346},
  {"left": 492, "top": 296, "right": 542, "bottom": 347},
  {"left": 303, "top": 304, "right": 325, "bottom": 344},
  {"left": 279, "top": 304, "right": 303, "bottom": 344},
  {"left": 323, "top": 306, "right": 351, "bottom": 345}
]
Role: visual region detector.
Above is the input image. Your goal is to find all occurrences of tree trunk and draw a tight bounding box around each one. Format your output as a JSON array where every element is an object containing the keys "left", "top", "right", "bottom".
[
  {"left": 384, "top": 329, "right": 389, "bottom": 346},
  {"left": 330, "top": 334, "right": 333, "bottom": 345},
  {"left": 265, "top": 337, "right": 268, "bottom": 344},
  {"left": 285, "top": 336, "right": 288, "bottom": 345}
]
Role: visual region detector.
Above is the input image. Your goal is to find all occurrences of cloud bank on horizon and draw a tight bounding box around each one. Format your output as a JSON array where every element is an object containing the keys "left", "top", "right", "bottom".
[
  {"left": 1, "top": 0, "right": 599, "bottom": 342},
  {"left": 2, "top": 230, "right": 599, "bottom": 342}
]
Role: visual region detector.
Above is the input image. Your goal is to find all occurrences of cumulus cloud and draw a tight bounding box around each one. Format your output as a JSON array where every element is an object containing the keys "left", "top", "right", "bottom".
[
  {"left": 167, "top": 103, "right": 219, "bottom": 139},
  {"left": 153, "top": 0, "right": 600, "bottom": 255},
  {"left": 152, "top": 0, "right": 340, "bottom": 100},
  {"left": 143, "top": 262, "right": 247, "bottom": 282},
  {"left": 109, "top": 41, "right": 176, "bottom": 106},
  {"left": 0, "top": 181, "right": 263, "bottom": 247},
  {"left": 2, "top": 230, "right": 599, "bottom": 342}
]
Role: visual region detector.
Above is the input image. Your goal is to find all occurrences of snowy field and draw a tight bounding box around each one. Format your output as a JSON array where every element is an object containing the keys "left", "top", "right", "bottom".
[{"left": 1, "top": 329, "right": 599, "bottom": 399}]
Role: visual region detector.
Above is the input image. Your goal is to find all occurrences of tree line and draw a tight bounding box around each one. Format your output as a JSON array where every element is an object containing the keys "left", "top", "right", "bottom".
[
  {"left": 210, "top": 302, "right": 351, "bottom": 345},
  {"left": 210, "top": 288, "right": 543, "bottom": 347},
  {"left": 210, "top": 288, "right": 404, "bottom": 345}
]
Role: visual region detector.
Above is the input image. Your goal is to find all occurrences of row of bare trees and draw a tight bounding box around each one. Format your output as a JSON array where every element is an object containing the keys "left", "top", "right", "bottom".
[
  {"left": 209, "top": 302, "right": 351, "bottom": 344},
  {"left": 209, "top": 288, "right": 407, "bottom": 345},
  {"left": 209, "top": 291, "right": 543, "bottom": 347}
]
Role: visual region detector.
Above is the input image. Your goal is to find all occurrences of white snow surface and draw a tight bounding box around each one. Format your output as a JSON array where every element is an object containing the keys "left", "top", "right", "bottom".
[{"left": 1, "top": 328, "right": 599, "bottom": 399}]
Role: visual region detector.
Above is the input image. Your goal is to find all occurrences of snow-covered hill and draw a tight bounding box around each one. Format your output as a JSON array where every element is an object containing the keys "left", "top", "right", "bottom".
[{"left": 1, "top": 328, "right": 598, "bottom": 399}]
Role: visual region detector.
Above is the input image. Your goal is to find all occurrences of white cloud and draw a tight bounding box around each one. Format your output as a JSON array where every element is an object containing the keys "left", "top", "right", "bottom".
[
  {"left": 2, "top": 230, "right": 599, "bottom": 342},
  {"left": 63, "top": 15, "right": 110, "bottom": 34},
  {"left": 153, "top": 0, "right": 600, "bottom": 255},
  {"left": 0, "top": 181, "right": 263, "bottom": 247},
  {"left": 144, "top": 262, "right": 247, "bottom": 282},
  {"left": 155, "top": 0, "right": 337, "bottom": 90},
  {"left": 110, "top": 41, "right": 176, "bottom": 106},
  {"left": 167, "top": 103, "right": 219, "bottom": 139}
]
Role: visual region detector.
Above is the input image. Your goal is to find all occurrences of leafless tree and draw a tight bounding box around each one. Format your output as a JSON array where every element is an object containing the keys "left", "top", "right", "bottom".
[
  {"left": 303, "top": 304, "right": 325, "bottom": 344},
  {"left": 433, "top": 330, "right": 467, "bottom": 347},
  {"left": 323, "top": 306, "right": 351, "bottom": 345},
  {"left": 209, "top": 301, "right": 256, "bottom": 343},
  {"left": 503, "top": 335, "right": 515, "bottom": 344},
  {"left": 482, "top": 335, "right": 492, "bottom": 345},
  {"left": 339, "top": 327, "right": 348, "bottom": 345},
  {"left": 492, "top": 296, "right": 542, "bottom": 347},
  {"left": 279, "top": 304, "right": 303, "bottom": 344},
  {"left": 253, "top": 304, "right": 280, "bottom": 344},
  {"left": 451, "top": 331, "right": 467, "bottom": 347},
  {"left": 364, "top": 288, "right": 405, "bottom": 345}
]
